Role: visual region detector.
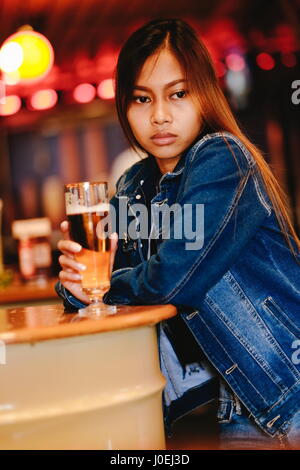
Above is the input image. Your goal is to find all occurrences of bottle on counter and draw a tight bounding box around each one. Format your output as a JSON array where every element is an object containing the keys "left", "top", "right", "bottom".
[
  {"left": 18, "top": 238, "right": 35, "bottom": 281},
  {"left": 12, "top": 218, "right": 52, "bottom": 283}
]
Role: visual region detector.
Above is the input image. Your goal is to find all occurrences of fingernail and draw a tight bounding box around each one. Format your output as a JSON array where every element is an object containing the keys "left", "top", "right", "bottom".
[
  {"left": 77, "top": 264, "right": 86, "bottom": 271},
  {"left": 74, "top": 274, "right": 82, "bottom": 280},
  {"left": 73, "top": 244, "right": 82, "bottom": 252}
]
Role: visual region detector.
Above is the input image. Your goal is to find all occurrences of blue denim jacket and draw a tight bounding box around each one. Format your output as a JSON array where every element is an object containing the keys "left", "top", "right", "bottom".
[{"left": 57, "top": 131, "right": 300, "bottom": 439}]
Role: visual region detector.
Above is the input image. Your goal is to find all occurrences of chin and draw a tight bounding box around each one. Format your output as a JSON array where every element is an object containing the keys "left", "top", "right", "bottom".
[{"left": 150, "top": 146, "right": 183, "bottom": 159}]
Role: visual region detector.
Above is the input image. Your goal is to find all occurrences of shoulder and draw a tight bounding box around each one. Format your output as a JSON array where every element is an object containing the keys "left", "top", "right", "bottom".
[{"left": 186, "top": 131, "right": 256, "bottom": 174}]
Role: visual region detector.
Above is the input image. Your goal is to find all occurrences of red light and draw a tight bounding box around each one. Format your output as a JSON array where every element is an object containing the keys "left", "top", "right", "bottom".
[
  {"left": 0, "top": 94, "right": 21, "bottom": 115},
  {"left": 215, "top": 61, "right": 226, "bottom": 78},
  {"left": 97, "top": 79, "right": 115, "bottom": 100},
  {"left": 30, "top": 89, "right": 57, "bottom": 110},
  {"left": 256, "top": 53, "right": 275, "bottom": 71},
  {"left": 281, "top": 52, "right": 297, "bottom": 68},
  {"left": 73, "top": 83, "right": 96, "bottom": 103},
  {"left": 225, "top": 54, "right": 245, "bottom": 72}
]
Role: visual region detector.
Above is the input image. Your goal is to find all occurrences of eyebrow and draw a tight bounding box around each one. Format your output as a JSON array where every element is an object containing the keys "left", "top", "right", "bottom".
[{"left": 133, "top": 79, "right": 186, "bottom": 91}]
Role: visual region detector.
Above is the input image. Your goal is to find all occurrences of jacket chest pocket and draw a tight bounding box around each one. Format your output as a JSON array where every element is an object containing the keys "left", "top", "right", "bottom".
[{"left": 262, "top": 296, "right": 300, "bottom": 339}]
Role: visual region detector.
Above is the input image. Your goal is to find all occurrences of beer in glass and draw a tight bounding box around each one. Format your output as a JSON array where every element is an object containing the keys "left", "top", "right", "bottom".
[{"left": 64, "top": 181, "right": 116, "bottom": 316}]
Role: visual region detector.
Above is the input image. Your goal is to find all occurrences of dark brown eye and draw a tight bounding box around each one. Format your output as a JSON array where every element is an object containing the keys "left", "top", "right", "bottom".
[
  {"left": 173, "top": 90, "right": 186, "bottom": 99},
  {"left": 133, "top": 95, "right": 150, "bottom": 103}
]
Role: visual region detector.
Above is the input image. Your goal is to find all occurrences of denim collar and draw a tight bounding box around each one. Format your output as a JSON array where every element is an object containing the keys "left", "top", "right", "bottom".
[{"left": 146, "top": 150, "right": 186, "bottom": 182}]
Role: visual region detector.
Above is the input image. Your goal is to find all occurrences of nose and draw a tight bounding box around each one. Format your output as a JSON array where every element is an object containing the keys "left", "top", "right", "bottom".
[{"left": 151, "top": 99, "right": 172, "bottom": 125}]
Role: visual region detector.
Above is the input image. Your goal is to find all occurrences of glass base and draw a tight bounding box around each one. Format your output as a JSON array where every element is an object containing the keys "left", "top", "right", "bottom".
[{"left": 78, "top": 302, "right": 117, "bottom": 318}]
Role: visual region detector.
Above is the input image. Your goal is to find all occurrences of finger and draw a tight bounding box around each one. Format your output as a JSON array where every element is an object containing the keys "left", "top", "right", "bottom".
[
  {"left": 59, "top": 254, "right": 87, "bottom": 273},
  {"left": 57, "top": 239, "right": 82, "bottom": 254},
  {"left": 59, "top": 270, "right": 82, "bottom": 282},
  {"left": 60, "top": 220, "right": 70, "bottom": 241}
]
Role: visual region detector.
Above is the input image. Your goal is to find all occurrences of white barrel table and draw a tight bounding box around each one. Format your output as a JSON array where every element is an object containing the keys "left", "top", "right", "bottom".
[{"left": 0, "top": 302, "right": 177, "bottom": 450}]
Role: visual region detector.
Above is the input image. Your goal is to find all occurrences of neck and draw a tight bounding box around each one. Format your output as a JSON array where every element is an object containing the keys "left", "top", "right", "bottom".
[{"left": 154, "top": 155, "right": 181, "bottom": 175}]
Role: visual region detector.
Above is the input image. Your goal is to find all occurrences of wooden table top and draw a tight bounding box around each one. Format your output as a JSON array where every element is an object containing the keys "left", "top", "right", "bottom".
[{"left": 0, "top": 303, "right": 177, "bottom": 345}]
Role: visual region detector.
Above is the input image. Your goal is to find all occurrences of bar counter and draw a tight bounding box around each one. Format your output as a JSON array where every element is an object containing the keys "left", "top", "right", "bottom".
[{"left": 0, "top": 302, "right": 177, "bottom": 450}]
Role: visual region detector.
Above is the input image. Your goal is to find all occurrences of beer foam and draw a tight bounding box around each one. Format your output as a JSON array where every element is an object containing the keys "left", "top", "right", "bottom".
[{"left": 66, "top": 202, "right": 109, "bottom": 215}]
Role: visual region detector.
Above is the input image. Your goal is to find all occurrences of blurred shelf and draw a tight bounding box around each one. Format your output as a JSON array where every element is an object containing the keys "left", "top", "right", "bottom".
[{"left": 0, "top": 278, "right": 59, "bottom": 305}]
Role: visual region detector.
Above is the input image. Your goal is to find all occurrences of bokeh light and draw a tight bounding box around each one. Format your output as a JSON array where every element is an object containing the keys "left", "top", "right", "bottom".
[
  {"left": 3, "top": 70, "right": 21, "bottom": 86},
  {"left": 225, "top": 53, "right": 246, "bottom": 72},
  {"left": 256, "top": 53, "right": 275, "bottom": 70},
  {"left": 29, "top": 89, "right": 58, "bottom": 110},
  {"left": 0, "top": 95, "right": 22, "bottom": 116},
  {"left": 0, "top": 42, "right": 23, "bottom": 72},
  {"left": 97, "top": 79, "right": 115, "bottom": 100},
  {"left": 73, "top": 83, "right": 96, "bottom": 103},
  {"left": 281, "top": 52, "right": 297, "bottom": 68}
]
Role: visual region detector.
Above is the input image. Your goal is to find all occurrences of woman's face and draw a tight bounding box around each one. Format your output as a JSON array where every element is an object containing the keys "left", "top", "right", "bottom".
[{"left": 126, "top": 48, "right": 203, "bottom": 171}]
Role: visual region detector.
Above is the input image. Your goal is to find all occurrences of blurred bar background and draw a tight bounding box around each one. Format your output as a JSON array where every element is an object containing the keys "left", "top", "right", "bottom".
[{"left": 0, "top": 0, "right": 299, "bottom": 277}]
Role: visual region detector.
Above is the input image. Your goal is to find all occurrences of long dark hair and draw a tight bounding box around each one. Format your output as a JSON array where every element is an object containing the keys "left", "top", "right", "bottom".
[{"left": 115, "top": 18, "right": 300, "bottom": 261}]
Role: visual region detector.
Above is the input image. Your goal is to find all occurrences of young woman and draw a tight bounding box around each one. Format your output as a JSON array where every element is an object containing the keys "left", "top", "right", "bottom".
[{"left": 56, "top": 18, "right": 300, "bottom": 450}]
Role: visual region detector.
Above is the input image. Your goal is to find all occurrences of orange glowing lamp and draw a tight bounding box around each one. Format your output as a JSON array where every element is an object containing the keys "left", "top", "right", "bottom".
[{"left": 0, "top": 28, "right": 54, "bottom": 84}]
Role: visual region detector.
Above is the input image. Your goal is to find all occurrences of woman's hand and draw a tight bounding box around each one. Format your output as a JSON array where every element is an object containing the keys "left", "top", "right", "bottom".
[{"left": 57, "top": 220, "right": 119, "bottom": 304}]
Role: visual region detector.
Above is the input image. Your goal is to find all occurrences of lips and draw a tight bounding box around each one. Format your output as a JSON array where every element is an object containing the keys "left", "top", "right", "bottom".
[{"left": 151, "top": 132, "right": 177, "bottom": 146}]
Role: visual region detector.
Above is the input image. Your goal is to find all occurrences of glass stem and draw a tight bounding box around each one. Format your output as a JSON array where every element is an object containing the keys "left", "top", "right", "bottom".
[
  {"left": 89, "top": 295, "right": 102, "bottom": 304},
  {"left": 88, "top": 289, "right": 106, "bottom": 304}
]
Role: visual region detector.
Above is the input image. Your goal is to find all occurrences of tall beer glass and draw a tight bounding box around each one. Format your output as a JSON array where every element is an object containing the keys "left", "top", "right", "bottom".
[{"left": 64, "top": 181, "right": 116, "bottom": 317}]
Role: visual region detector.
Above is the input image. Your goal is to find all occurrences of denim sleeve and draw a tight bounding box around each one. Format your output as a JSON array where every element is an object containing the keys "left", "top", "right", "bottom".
[
  {"left": 55, "top": 281, "right": 88, "bottom": 311},
  {"left": 103, "top": 138, "right": 271, "bottom": 307}
]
